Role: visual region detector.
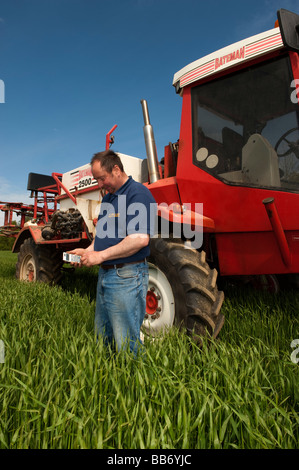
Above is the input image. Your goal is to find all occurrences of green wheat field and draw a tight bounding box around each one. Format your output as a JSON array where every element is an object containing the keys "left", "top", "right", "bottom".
[{"left": 0, "top": 251, "right": 298, "bottom": 449}]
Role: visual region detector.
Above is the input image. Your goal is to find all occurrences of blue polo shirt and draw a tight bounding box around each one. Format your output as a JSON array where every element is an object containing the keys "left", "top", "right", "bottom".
[{"left": 94, "top": 176, "right": 157, "bottom": 265}]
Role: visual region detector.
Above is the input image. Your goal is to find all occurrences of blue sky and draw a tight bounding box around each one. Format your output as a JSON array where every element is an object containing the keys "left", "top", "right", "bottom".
[{"left": 0, "top": 0, "right": 298, "bottom": 224}]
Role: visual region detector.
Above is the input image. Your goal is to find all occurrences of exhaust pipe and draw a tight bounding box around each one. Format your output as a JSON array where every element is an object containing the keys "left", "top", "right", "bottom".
[{"left": 140, "top": 100, "right": 160, "bottom": 183}]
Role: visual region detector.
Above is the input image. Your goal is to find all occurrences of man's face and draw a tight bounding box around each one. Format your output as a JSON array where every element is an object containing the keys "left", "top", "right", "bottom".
[{"left": 91, "top": 161, "right": 122, "bottom": 194}]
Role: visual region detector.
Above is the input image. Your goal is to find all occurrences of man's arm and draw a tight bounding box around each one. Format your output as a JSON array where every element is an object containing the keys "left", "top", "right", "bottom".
[{"left": 78, "top": 233, "right": 149, "bottom": 267}]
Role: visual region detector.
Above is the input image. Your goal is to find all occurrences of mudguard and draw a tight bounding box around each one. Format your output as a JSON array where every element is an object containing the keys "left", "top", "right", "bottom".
[{"left": 157, "top": 204, "right": 215, "bottom": 232}]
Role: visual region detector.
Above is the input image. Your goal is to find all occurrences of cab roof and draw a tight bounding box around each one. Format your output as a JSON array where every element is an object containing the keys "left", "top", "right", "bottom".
[{"left": 173, "top": 27, "right": 284, "bottom": 91}]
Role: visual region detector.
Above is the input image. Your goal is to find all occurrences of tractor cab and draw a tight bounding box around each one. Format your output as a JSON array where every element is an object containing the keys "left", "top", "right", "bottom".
[{"left": 191, "top": 53, "right": 299, "bottom": 192}]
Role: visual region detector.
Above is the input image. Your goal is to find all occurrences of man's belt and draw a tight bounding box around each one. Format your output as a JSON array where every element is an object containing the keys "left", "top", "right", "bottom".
[{"left": 101, "top": 259, "right": 146, "bottom": 270}]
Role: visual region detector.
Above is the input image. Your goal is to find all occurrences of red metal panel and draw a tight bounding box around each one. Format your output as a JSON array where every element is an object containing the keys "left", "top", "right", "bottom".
[
  {"left": 178, "top": 167, "right": 299, "bottom": 232},
  {"left": 216, "top": 231, "right": 299, "bottom": 275},
  {"left": 163, "top": 145, "right": 176, "bottom": 178},
  {"left": 145, "top": 177, "right": 181, "bottom": 207}
]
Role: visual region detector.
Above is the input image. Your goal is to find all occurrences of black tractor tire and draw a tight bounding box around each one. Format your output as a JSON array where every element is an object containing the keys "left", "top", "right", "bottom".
[
  {"left": 16, "top": 238, "right": 63, "bottom": 285},
  {"left": 144, "top": 238, "right": 225, "bottom": 344},
  {"left": 249, "top": 274, "right": 279, "bottom": 294}
]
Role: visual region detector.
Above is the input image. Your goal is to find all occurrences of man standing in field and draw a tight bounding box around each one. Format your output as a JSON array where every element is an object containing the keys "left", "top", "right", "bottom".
[{"left": 70, "top": 150, "right": 156, "bottom": 355}]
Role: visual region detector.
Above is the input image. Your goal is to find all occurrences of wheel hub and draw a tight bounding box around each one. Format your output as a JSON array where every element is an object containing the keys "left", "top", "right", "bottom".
[
  {"left": 142, "top": 263, "right": 175, "bottom": 337},
  {"left": 146, "top": 286, "right": 161, "bottom": 319},
  {"left": 27, "top": 263, "right": 35, "bottom": 282},
  {"left": 20, "top": 254, "right": 36, "bottom": 282}
]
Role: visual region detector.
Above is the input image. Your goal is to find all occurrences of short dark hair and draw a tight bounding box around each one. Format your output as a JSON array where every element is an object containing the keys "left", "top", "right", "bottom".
[{"left": 91, "top": 150, "right": 124, "bottom": 173}]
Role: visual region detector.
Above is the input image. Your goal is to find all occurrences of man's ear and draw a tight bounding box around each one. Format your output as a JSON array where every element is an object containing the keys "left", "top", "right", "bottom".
[{"left": 113, "top": 164, "right": 121, "bottom": 175}]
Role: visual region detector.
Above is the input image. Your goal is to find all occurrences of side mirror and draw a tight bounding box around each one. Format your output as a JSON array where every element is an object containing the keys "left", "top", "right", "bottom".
[{"left": 277, "top": 9, "right": 299, "bottom": 52}]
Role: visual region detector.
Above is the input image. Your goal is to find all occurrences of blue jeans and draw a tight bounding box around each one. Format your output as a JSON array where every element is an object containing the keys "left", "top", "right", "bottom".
[{"left": 95, "top": 261, "right": 149, "bottom": 355}]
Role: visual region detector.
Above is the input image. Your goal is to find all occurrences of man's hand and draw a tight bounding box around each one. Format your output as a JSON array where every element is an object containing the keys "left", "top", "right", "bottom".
[
  {"left": 80, "top": 250, "right": 103, "bottom": 267},
  {"left": 68, "top": 248, "right": 103, "bottom": 267}
]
